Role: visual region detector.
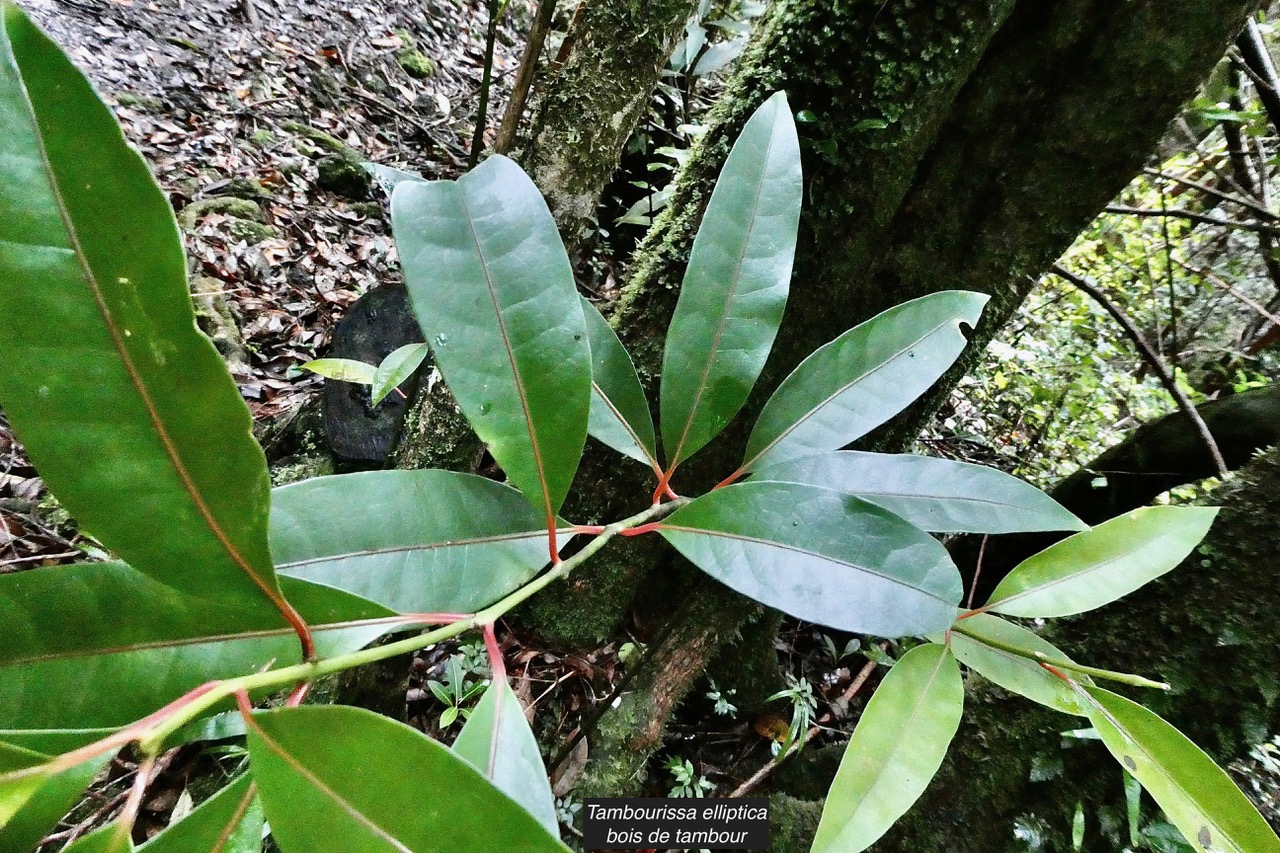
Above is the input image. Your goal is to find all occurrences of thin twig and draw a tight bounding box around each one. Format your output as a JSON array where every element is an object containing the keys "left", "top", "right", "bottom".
[
  {"left": 1103, "top": 205, "right": 1280, "bottom": 236},
  {"left": 1143, "top": 168, "right": 1278, "bottom": 222},
  {"left": 495, "top": 0, "right": 556, "bottom": 154},
  {"left": 1050, "top": 265, "right": 1229, "bottom": 478},
  {"left": 1169, "top": 256, "right": 1280, "bottom": 327},
  {"left": 470, "top": 0, "right": 503, "bottom": 167}
]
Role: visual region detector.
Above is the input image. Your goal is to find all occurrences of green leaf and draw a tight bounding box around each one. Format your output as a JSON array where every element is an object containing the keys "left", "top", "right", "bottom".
[
  {"left": 811, "top": 645, "right": 963, "bottom": 852},
  {"left": 245, "top": 705, "right": 568, "bottom": 852},
  {"left": 949, "top": 613, "right": 1092, "bottom": 716},
  {"left": 301, "top": 358, "right": 376, "bottom": 385},
  {"left": 579, "top": 296, "right": 659, "bottom": 471},
  {"left": 271, "top": 470, "right": 557, "bottom": 614},
  {"left": 0, "top": 562, "right": 396, "bottom": 729},
  {"left": 0, "top": 2, "right": 288, "bottom": 618},
  {"left": 365, "top": 162, "right": 426, "bottom": 192},
  {"left": 754, "top": 451, "right": 1084, "bottom": 533},
  {"left": 986, "top": 507, "right": 1219, "bottom": 618},
  {"left": 138, "top": 773, "right": 262, "bottom": 853},
  {"left": 657, "top": 482, "right": 963, "bottom": 636},
  {"left": 741, "top": 291, "right": 989, "bottom": 473},
  {"left": 392, "top": 154, "right": 592, "bottom": 519},
  {"left": 0, "top": 740, "right": 52, "bottom": 826},
  {"left": 659, "top": 91, "right": 802, "bottom": 469},
  {"left": 370, "top": 343, "right": 429, "bottom": 405},
  {"left": 61, "top": 823, "right": 134, "bottom": 853},
  {"left": 0, "top": 749, "right": 110, "bottom": 853},
  {"left": 454, "top": 680, "right": 559, "bottom": 836},
  {"left": 1083, "top": 687, "right": 1280, "bottom": 853}
]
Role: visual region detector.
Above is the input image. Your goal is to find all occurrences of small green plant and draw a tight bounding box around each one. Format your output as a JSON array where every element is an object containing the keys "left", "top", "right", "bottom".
[
  {"left": 705, "top": 678, "right": 738, "bottom": 718},
  {"left": 820, "top": 634, "right": 861, "bottom": 666},
  {"left": 664, "top": 756, "right": 715, "bottom": 798},
  {"left": 0, "top": 5, "right": 1274, "bottom": 852},
  {"left": 765, "top": 673, "right": 818, "bottom": 756},
  {"left": 426, "top": 654, "right": 489, "bottom": 729}
]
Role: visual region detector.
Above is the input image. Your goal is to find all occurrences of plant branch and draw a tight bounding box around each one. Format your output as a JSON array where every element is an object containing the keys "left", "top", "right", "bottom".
[
  {"left": 1103, "top": 205, "right": 1280, "bottom": 236},
  {"left": 950, "top": 624, "right": 1169, "bottom": 690},
  {"left": 494, "top": 0, "right": 556, "bottom": 154},
  {"left": 1050, "top": 264, "right": 1229, "bottom": 478}
]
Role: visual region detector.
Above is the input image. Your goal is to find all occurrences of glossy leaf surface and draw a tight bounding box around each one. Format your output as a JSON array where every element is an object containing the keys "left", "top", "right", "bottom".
[
  {"left": 660, "top": 91, "right": 801, "bottom": 468},
  {"left": 1084, "top": 687, "right": 1280, "bottom": 853},
  {"left": 0, "top": 750, "right": 109, "bottom": 853},
  {"left": 580, "top": 296, "right": 658, "bottom": 470},
  {"left": 246, "top": 705, "right": 568, "bottom": 852},
  {"left": 62, "top": 823, "right": 133, "bottom": 852},
  {"left": 370, "top": 343, "right": 429, "bottom": 405},
  {"left": 392, "top": 154, "right": 592, "bottom": 518},
  {"left": 657, "top": 482, "right": 962, "bottom": 636},
  {"left": 0, "top": 562, "right": 396, "bottom": 729},
  {"left": 301, "top": 358, "right": 376, "bottom": 384},
  {"left": 754, "top": 451, "right": 1084, "bottom": 533},
  {"left": 743, "top": 291, "right": 988, "bottom": 473},
  {"left": 453, "top": 680, "right": 559, "bottom": 836},
  {"left": 138, "top": 773, "right": 262, "bottom": 853},
  {"left": 811, "top": 645, "right": 963, "bottom": 853},
  {"left": 986, "top": 507, "right": 1218, "bottom": 618},
  {"left": 0, "top": 5, "right": 285, "bottom": 615},
  {"left": 0, "top": 740, "right": 50, "bottom": 826},
  {"left": 949, "top": 614, "right": 1091, "bottom": 715},
  {"left": 272, "top": 470, "right": 555, "bottom": 613}
]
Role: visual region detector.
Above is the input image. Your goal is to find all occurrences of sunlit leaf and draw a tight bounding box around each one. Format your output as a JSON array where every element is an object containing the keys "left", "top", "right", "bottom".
[
  {"left": 61, "top": 823, "right": 134, "bottom": 852},
  {"left": 660, "top": 91, "right": 802, "bottom": 469},
  {"left": 370, "top": 343, "right": 429, "bottom": 405},
  {"left": 657, "top": 481, "right": 962, "bottom": 636},
  {"left": 1084, "top": 687, "right": 1280, "bottom": 853},
  {"left": 392, "top": 154, "right": 592, "bottom": 520},
  {"left": 986, "top": 507, "right": 1219, "bottom": 618},
  {"left": 0, "top": 748, "right": 109, "bottom": 853},
  {"left": 271, "top": 470, "right": 560, "bottom": 614},
  {"left": 246, "top": 705, "right": 568, "bottom": 851},
  {"left": 754, "top": 451, "right": 1084, "bottom": 533},
  {"left": 812, "top": 645, "right": 963, "bottom": 852},
  {"left": 580, "top": 296, "right": 658, "bottom": 471},
  {"left": 0, "top": 562, "right": 397, "bottom": 729},
  {"left": 0, "top": 1, "right": 288, "bottom": 619},
  {"left": 454, "top": 680, "right": 559, "bottom": 836},
  {"left": 741, "top": 291, "right": 988, "bottom": 473},
  {"left": 949, "top": 613, "right": 1092, "bottom": 715},
  {"left": 0, "top": 740, "right": 51, "bottom": 826},
  {"left": 301, "top": 358, "right": 376, "bottom": 385},
  {"left": 138, "top": 773, "right": 262, "bottom": 853}
]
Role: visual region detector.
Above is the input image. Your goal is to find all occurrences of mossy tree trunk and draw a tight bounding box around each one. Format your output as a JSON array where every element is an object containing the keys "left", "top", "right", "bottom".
[{"left": 391, "top": 0, "right": 1264, "bottom": 819}]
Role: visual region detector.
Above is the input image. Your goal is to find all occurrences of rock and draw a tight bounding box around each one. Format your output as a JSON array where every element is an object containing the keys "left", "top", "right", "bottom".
[
  {"left": 225, "top": 218, "right": 279, "bottom": 243},
  {"left": 321, "top": 281, "right": 426, "bottom": 463},
  {"left": 177, "top": 196, "right": 264, "bottom": 228},
  {"left": 220, "top": 177, "right": 271, "bottom": 200},
  {"left": 317, "top": 152, "right": 373, "bottom": 199},
  {"left": 397, "top": 47, "right": 435, "bottom": 79},
  {"left": 189, "top": 276, "right": 249, "bottom": 369}
]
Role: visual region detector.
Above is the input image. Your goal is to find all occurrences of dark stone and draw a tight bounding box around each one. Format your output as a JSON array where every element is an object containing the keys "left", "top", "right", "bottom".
[
  {"left": 321, "top": 281, "right": 425, "bottom": 463},
  {"left": 317, "top": 152, "right": 373, "bottom": 199}
]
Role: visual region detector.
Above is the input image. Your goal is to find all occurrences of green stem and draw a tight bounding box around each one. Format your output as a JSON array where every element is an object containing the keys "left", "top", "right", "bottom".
[
  {"left": 950, "top": 624, "right": 1170, "bottom": 691},
  {"left": 133, "top": 498, "right": 687, "bottom": 756}
]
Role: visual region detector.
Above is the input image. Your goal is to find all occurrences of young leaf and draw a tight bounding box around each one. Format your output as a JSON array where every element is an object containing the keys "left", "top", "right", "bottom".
[
  {"left": 741, "top": 291, "right": 989, "bottom": 474},
  {"left": 0, "top": 750, "right": 110, "bottom": 853},
  {"left": 659, "top": 91, "right": 802, "bottom": 469},
  {"left": 949, "top": 613, "right": 1092, "bottom": 716},
  {"left": 656, "top": 481, "right": 963, "bottom": 636},
  {"left": 1083, "top": 687, "right": 1280, "bottom": 853},
  {"left": 0, "top": 3, "right": 291, "bottom": 619},
  {"left": 986, "top": 507, "right": 1219, "bottom": 618},
  {"left": 301, "top": 357, "right": 377, "bottom": 385},
  {"left": 245, "top": 705, "right": 568, "bottom": 851},
  {"left": 811, "top": 644, "right": 963, "bottom": 853},
  {"left": 392, "top": 154, "right": 592, "bottom": 521},
  {"left": 579, "top": 296, "right": 659, "bottom": 471},
  {"left": 0, "top": 562, "right": 397, "bottom": 729},
  {"left": 137, "top": 773, "right": 262, "bottom": 853},
  {"left": 370, "top": 343, "right": 429, "bottom": 405},
  {"left": 453, "top": 680, "right": 559, "bottom": 836},
  {"left": 271, "top": 470, "right": 561, "bottom": 613},
  {"left": 754, "top": 451, "right": 1085, "bottom": 533}
]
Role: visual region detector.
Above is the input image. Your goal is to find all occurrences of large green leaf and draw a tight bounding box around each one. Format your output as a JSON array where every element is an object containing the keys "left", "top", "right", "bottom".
[
  {"left": 1084, "top": 687, "right": 1280, "bottom": 853},
  {"left": 986, "top": 507, "right": 1219, "bottom": 618},
  {"left": 580, "top": 296, "right": 658, "bottom": 471},
  {"left": 0, "top": 562, "right": 397, "bottom": 729},
  {"left": 949, "top": 614, "right": 1092, "bottom": 716},
  {"left": 657, "top": 482, "right": 963, "bottom": 636},
  {"left": 0, "top": 740, "right": 51, "bottom": 826},
  {"left": 61, "top": 823, "right": 134, "bottom": 852},
  {"left": 0, "top": 4, "right": 287, "bottom": 619},
  {"left": 245, "top": 705, "right": 568, "bottom": 852},
  {"left": 741, "top": 291, "right": 989, "bottom": 474},
  {"left": 370, "top": 343, "right": 429, "bottom": 406},
  {"left": 754, "top": 451, "right": 1084, "bottom": 533},
  {"left": 138, "top": 773, "right": 262, "bottom": 853},
  {"left": 0, "top": 745, "right": 109, "bottom": 853},
  {"left": 811, "top": 644, "right": 963, "bottom": 853},
  {"left": 659, "top": 91, "right": 802, "bottom": 469},
  {"left": 453, "top": 680, "right": 559, "bottom": 836},
  {"left": 271, "top": 470, "right": 557, "bottom": 614},
  {"left": 392, "top": 154, "right": 592, "bottom": 520}
]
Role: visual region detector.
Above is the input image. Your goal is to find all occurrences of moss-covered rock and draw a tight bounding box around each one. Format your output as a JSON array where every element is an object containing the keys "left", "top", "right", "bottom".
[
  {"left": 225, "top": 217, "right": 279, "bottom": 243},
  {"left": 189, "top": 275, "right": 248, "bottom": 367},
  {"left": 220, "top": 176, "right": 272, "bottom": 200},
  {"left": 177, "top": 196, "right": 264, "bottom": 229},
  {"left": 397, "top": 47, "right": 436, "bottom": 79},
  {"left": 317, "top": 152, "right": 372, "bottom": 199}
]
